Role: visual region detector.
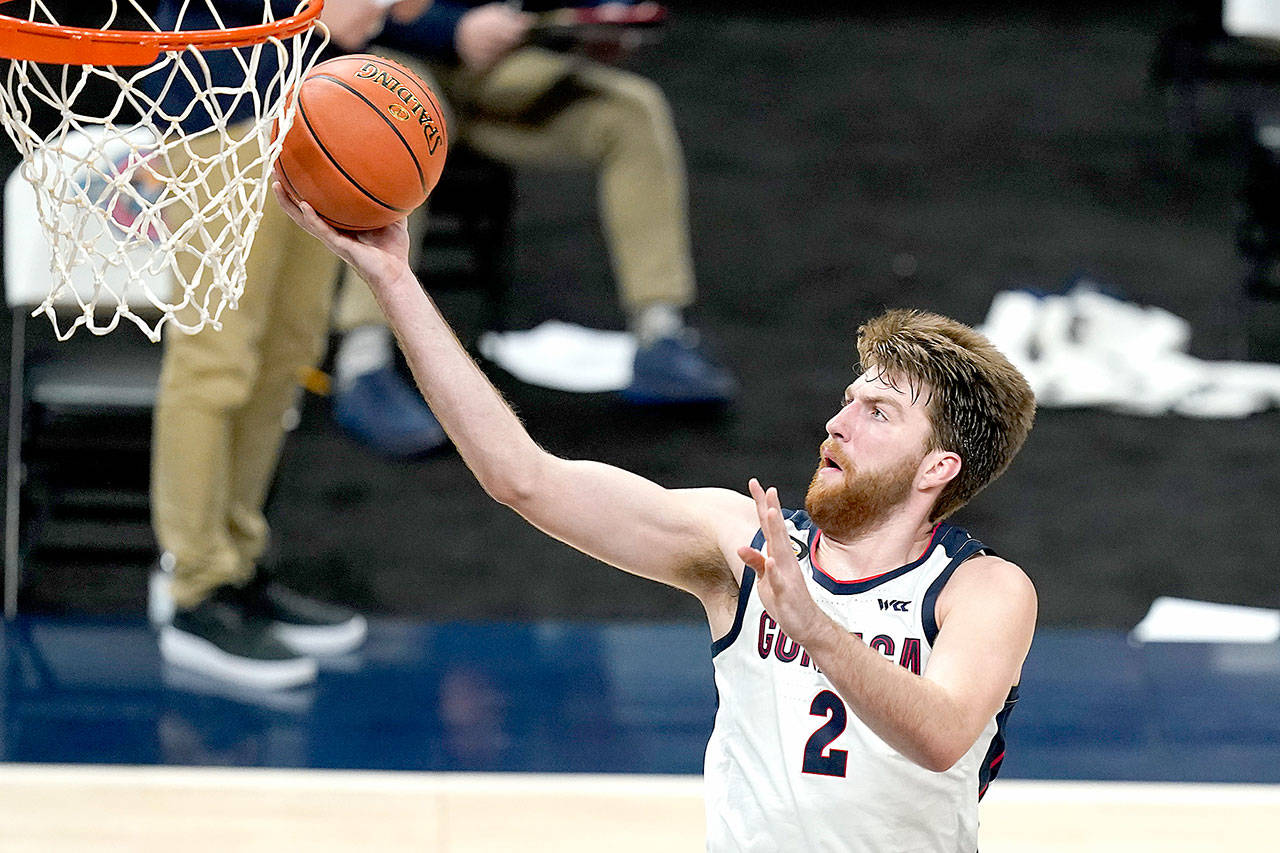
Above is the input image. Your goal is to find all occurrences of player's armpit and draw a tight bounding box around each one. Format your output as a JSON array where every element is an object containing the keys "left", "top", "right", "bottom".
[{"left": 680, "top": 543, "right": 742, "bottom": 604}]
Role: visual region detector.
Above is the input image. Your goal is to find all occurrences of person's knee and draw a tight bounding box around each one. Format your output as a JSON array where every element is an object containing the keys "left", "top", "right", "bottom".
[
  {"left": 604, "top": 73, "right": 675, "bottom": 134},
  {"left": 162, "top": 364, "right": 259, "bottom": 412},
  {"left": 159, "top": 339, "right": 263, "bottom": 412},
  {"left": 276, "top": 300, "right": 335, "bottom": 368}
]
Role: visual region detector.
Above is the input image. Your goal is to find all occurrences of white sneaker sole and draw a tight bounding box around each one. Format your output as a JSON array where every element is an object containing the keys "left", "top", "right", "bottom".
[
  {"left": 159, "top": 626, "right": 318, "bottom": 691},
  {"left": 152, "top": 570, "right": 368, "bottom": 658},
  {"left": 273, "top": 615, "right": 368, "bottom": 657}
]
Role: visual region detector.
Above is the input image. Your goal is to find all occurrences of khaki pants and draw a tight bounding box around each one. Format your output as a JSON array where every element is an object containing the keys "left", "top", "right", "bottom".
[
  {"left": 334, "top": 47, "right": 694, "bottom": 331},
  {"left": 152, "top": 124, "right": 342, "bottom": 608}
]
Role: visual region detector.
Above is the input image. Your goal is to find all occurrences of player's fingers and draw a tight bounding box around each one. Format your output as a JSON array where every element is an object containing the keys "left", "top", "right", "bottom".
[
  {"left": 763, "top": 555, "right": 777, "bottom": 580},
  {"left": 737, "top": 545, "right": 765, "bottom": 573},
  {"left": 762, "top": 506, "right": 796, "bottom": 565},
  {"left": 764, "top": 488, "right": 784, "bottom": 534},
  {"left": 747, "top": 478, "right": 771, "bottom": 530},
  {"left": 271, "top": 181, "right": 326, "bottom": 236},
  {"left": 763, "top": 505, "right": 790, "bottom": 549},
  {"left": 766, "top": 486, "right": 783, "bottom": 514},
  {"left": 271, "top": 179, "right": 297, "bottom": 211},
  {"left": 750, "top": 481, "right": 793, "bottom": 566},
  {"left": 272, "top": 181, "right": 365, "bottom": 262},
  {"left": 272, "top": 179, "right": 320, "bottom": 224}
]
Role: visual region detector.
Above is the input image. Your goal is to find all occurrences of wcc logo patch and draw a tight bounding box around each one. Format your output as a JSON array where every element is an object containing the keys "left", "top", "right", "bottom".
[{"left": 878, "top": 599, "right": 910, "bottom": 612}]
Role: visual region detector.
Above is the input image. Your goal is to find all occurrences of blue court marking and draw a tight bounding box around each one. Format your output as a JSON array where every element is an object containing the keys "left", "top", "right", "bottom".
[{"left": 2, "top": 618, "right": 1278, "bottom": 782}]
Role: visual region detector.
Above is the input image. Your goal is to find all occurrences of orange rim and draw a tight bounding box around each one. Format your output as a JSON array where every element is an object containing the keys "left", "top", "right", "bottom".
[{"left": 0, "top": 0, "right": 324, "bottom": 66}]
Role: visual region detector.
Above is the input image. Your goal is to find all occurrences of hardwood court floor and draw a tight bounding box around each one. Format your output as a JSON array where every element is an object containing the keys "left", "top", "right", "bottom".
[{"left": 0, "top": 765, "right": 1276, "bottom": 852}]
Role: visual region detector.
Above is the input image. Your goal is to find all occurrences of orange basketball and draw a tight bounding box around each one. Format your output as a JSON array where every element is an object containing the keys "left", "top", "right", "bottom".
[{"left": 275, "top": 54, "right": 448, "bottom": 231}]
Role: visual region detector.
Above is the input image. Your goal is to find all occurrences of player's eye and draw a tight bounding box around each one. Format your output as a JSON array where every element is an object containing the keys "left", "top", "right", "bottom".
[{"left": 871, "top": 407, "right": 887, "bottom": 421}]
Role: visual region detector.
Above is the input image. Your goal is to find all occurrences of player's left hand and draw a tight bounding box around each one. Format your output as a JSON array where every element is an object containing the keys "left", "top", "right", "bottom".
[{"left": 737, "top": 478, "right": 829, "bottom": 647}]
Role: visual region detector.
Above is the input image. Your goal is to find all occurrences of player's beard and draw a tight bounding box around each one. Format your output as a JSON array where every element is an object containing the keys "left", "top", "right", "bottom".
[{"left": 804, "top": 446, "right": 924, "bottom": 541}]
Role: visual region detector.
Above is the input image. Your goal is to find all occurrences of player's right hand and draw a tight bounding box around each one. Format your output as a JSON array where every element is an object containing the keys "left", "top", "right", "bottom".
[
  {"left": 271, "top": 178, "right": 413, "bottom": 297},
  {"left": 456, "top": 3, "right": 534, "bottom": 70}
]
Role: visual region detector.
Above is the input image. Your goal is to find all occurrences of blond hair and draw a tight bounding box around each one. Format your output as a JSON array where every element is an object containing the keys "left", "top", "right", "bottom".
[{"left": 856, "top": 309, "right": 1035, "bottom": 520}]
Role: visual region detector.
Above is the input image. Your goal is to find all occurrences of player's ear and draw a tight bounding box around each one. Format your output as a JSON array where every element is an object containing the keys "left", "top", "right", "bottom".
[{"left": 917, "top": 449, "right": 961, "bottom": 492}]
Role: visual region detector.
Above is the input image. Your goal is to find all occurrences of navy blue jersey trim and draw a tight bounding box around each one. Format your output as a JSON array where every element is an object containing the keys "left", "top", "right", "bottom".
[
  {"left": 920, "top": 531, "right": 990, "bottom": 646},
  {"left": 710, "top": 528, "right": 764, "bottom": 658},
  {"left": 806, "top": 521, "right": 961, "bottom": 596},
  {"left": 978, "top": 685, "right": 1019, "bottom": 800},
  {"left": 784, "top": 508, "right": 813, "bottom": 526}
]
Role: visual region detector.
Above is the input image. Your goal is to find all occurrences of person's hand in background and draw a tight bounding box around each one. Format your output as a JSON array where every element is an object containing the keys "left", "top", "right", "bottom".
[
  {"left": 321, "top": 0, "right": 392, "bottom": 50},
  {"left": 456, "top": 3, "right": 535, "bottom": 70},
  {"left": 390, "top": 0, "right": 434, "bottom": 24}
]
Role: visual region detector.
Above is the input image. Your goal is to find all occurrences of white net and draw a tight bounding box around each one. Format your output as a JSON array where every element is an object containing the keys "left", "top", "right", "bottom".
[{"left": 0, "top": 0, "right": 328, "bottom": 340}]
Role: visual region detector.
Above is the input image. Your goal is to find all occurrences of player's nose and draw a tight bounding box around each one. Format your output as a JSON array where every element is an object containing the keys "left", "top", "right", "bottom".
[{"left": 825, "top": 408, "right": 850, "bottom": 442}]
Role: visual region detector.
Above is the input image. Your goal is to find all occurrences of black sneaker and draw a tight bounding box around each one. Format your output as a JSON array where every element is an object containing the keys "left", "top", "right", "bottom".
[
  {"left": 240, "top": 574, "right": 369, "bottom": 658},
  {"left": 159, "top": 586, "right": 318, "bottom": 691},
  {"left": 151, "top": 557, "right": 369, "bottom": 658}
]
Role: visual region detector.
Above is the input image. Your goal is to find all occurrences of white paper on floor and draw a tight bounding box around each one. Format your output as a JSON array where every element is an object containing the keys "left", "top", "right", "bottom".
[
  {"left": 478, "top": 320, "right": 637, "bottom": 392},
  {"left": 978, "top": 284, "right": 1280, "bottom": 417},
  {"left": 1129, "top": 596, "right": 1280, "bottom": 644}
]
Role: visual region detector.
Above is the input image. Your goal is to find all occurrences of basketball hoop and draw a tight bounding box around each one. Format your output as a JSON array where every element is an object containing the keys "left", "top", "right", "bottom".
[{"left": 0, "top": 1, "right": 329, "bottom": 339}]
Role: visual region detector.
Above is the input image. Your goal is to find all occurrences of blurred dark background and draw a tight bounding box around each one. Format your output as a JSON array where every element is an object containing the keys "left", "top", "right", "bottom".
[{"left": 3, "top": 0, "right": 1279, "bottom": 631}]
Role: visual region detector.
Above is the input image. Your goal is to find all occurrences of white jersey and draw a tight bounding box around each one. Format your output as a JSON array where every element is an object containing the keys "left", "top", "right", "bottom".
[{"left": 704, "top": 510, "right": 1017, "bottom": 853}]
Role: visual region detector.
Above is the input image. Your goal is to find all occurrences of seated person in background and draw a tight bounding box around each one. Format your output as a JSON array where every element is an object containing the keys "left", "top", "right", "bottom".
[
  {"left": 330, "top": 0, "right": 736, "bottom": 458},
  {"left": 148, "top": 0, "right": 432, "bottom": 690}
]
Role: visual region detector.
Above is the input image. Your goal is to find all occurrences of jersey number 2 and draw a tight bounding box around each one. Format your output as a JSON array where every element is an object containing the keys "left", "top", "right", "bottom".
[{"left": 803, "top": 689, "right": 848, "bottom": 777}]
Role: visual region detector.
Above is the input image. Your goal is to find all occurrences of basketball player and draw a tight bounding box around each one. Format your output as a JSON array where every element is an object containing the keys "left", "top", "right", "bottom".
[{"left": 274, "top": 184, "right": 1037, "bottom": 850}]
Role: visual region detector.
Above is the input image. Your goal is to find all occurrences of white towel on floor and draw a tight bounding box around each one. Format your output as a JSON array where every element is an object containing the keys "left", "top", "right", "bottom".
[
  {"left": 979, "top": 285, "right": 1280, "bottom": 417},
  {"left": 478, "top": 321, "right": 637, "bottom": 392}
]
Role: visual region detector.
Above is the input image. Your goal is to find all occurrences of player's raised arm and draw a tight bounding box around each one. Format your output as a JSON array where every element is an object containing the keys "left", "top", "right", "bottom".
[{"left": 272, "top": 182, "right": 752, "bottom": 609}]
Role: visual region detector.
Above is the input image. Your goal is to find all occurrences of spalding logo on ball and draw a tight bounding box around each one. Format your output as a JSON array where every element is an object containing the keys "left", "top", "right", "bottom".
[{"left": 276, "top": 54, "right": 448, "bottom": 231}]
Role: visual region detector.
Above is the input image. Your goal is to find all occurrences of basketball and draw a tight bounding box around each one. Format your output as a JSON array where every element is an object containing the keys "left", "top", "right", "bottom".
[{"left": 275, "top": 54, "right": 448, "bottom": 231}]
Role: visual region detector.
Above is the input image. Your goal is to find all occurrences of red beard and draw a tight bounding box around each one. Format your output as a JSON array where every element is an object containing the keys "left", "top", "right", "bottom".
[{"left": 804, "top": 446, "right": 922, "bottom": 540}]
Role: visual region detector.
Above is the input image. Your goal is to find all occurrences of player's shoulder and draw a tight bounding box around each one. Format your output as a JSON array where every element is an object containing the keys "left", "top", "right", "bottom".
[
  {"left": 934, "top": 553, "right": 1037, "bottom": 640},
  {"left": 948, "top": 552, "right": 1037, "bottom": 607},
  {"left": 953, "top": 551, "right": 1033, "bottom": 588}
]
